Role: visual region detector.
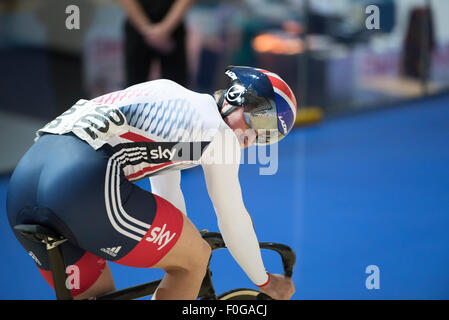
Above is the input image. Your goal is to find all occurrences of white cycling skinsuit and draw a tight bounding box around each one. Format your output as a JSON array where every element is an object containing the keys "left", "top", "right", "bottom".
[{"left": 36, "top": 79, "right": 269, "bottom": 286}]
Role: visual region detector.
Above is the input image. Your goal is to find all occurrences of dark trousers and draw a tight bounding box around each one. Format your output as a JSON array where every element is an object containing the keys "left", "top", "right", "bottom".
[{"left": 124, "top": 21, "right": 188, "bottom": 87}]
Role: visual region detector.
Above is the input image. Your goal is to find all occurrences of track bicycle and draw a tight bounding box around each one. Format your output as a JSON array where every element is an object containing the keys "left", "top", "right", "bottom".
[{"left": 14, "top": 224, "right": 296, "bottom": 300}]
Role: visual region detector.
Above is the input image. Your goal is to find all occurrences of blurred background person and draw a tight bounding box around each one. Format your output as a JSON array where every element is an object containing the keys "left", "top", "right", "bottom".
[
  {"left": 119, "top": 0, "right": 194, "bottom": 88},
  {"left": 401, "top": 6, "right": 435, "bottom": 82}
]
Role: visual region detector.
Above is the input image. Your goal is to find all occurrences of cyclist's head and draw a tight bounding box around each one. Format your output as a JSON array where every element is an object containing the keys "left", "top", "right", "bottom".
[{"left": 216, "top": 66, "right": 298, "bottom": 145}]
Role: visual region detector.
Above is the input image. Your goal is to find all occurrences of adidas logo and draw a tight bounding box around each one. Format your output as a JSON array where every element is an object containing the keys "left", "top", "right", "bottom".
[{"left": 100, "top": 246, "right": 122, "bottom": 257}]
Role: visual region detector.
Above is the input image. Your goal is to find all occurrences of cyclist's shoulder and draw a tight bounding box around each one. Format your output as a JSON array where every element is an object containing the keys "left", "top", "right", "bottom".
[{"left": 119, "top": 80, "right": 217, "bottom": 110}]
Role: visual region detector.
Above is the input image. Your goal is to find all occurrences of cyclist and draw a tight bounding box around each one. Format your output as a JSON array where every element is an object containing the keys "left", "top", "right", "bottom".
[{"left": 6, "top": 66, "right": 296, "bottom": 300}]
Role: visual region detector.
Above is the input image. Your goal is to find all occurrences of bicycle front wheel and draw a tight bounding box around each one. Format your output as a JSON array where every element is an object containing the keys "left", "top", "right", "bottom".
[{"left": 218, "top": 288, "right": 260, "bottom": 300}]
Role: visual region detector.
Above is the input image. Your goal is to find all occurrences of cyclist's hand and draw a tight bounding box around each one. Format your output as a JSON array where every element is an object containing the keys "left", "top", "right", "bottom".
[
  {"left": 259, "top": 274, "right": 295, "bottom": 300},
  {"left": 141, "top": 24, "right": 174, "bottom": 53}
]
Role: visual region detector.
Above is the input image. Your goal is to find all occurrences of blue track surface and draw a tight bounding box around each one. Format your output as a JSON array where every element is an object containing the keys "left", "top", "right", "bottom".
[{"left": 1, "top": 95, "right": 449, "bottom": 299}]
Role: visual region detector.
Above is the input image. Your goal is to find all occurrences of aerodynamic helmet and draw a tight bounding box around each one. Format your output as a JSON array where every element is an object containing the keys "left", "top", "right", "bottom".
[{"left": 220, "top": 66, "right": 298, "bottom": 145}]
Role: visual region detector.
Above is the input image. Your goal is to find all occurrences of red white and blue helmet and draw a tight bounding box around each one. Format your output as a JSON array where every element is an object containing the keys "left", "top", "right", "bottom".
[{"left": 222, "top": 66, "right": 298, "bottom": 145}]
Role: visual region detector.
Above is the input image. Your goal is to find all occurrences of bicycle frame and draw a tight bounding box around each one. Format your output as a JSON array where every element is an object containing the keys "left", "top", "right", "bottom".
[{"left": 95, "top": 231, "right": 296, "bottom": 300}]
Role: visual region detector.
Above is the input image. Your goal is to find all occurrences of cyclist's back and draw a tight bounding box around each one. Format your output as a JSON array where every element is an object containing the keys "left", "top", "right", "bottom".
[{"left": 35, "top": 79, "right": 224, "bottom": 180}]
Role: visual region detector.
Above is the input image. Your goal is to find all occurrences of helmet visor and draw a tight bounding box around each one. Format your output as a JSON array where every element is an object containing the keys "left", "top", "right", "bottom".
[{"left": 244, "top": 112, "right": 284, "bottom": 145}]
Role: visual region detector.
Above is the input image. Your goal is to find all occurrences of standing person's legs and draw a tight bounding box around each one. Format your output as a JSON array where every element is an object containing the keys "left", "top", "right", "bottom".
[
  {"left": 160, "top": 27, "right": 188, "bottom": 87},
  {"left": 124, "top": 22, "right": 152, "bottom": 86}
]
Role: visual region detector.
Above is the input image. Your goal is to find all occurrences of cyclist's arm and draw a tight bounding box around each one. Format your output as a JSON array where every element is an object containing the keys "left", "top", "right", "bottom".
[
  {"left": 118, "top": 0, "right": 152, "bottom": 33},
  {"left": 201, "top": 131, "right": 269, "bottom": 286},
  {"left": 150, "top": 170, "right": 187, "bottom": 216},
  {"left": 159, "top": 0, "right": 195, "bottom": 35}
]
